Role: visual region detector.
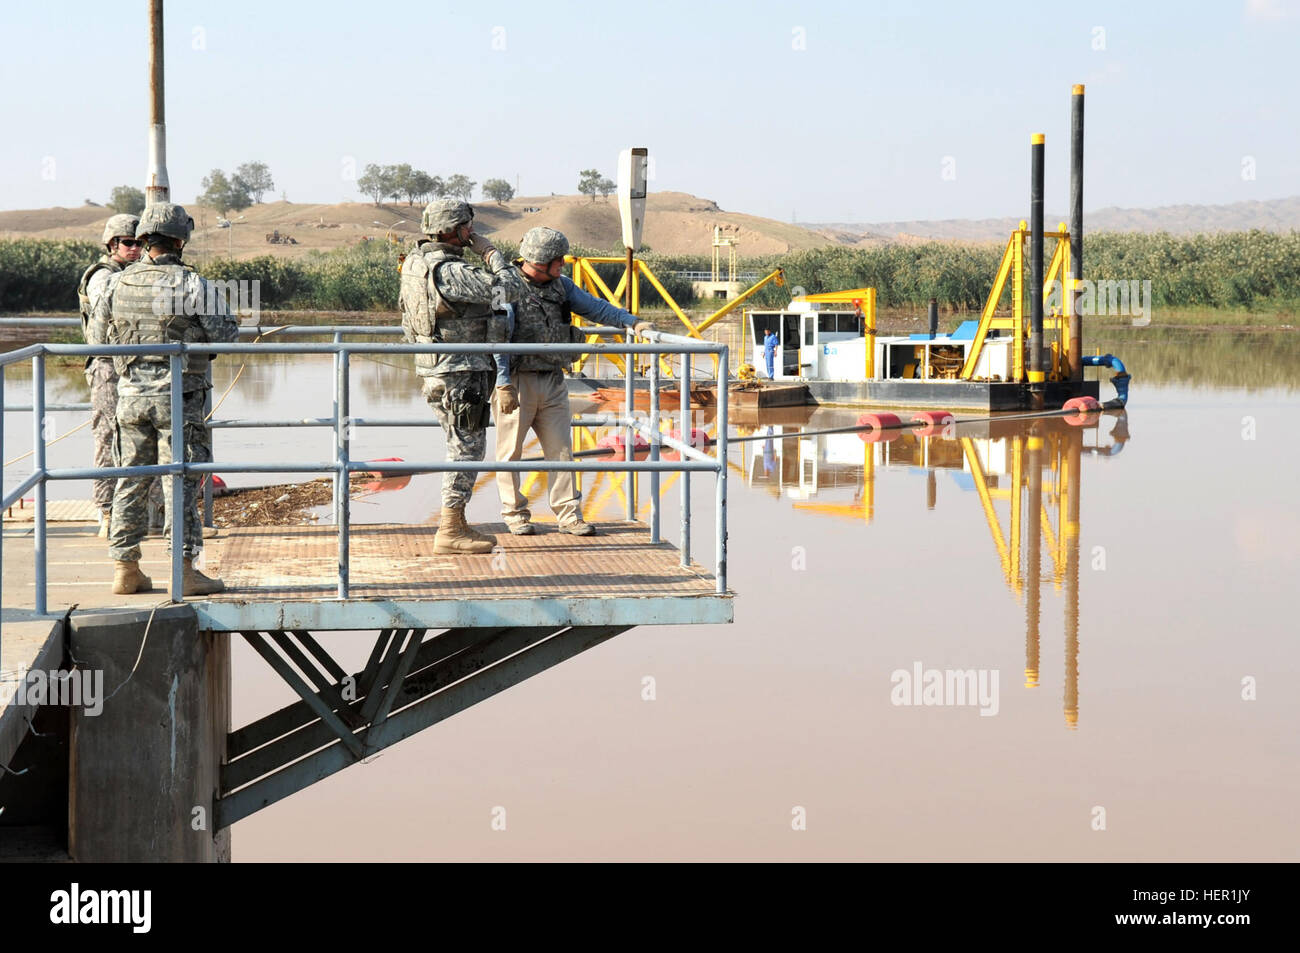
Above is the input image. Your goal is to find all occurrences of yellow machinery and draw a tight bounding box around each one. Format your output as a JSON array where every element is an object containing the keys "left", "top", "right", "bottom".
[
  {"left": 959, "top": 221, "right": 1075, "bottom": 382},
  {"left": 788, "top": 287, "right": 879, "bottom": 378},
  {"left": 566, "top": 254, "right": 785, "bottom": 379}
]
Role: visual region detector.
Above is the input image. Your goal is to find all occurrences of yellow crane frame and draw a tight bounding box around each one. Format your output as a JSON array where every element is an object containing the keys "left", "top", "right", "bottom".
[
  {"left": 565, "top": 255, "right": 785, "bottom": 379},
  {"left": 959, "top": 222, "right": 1074, "bottom": 382}
]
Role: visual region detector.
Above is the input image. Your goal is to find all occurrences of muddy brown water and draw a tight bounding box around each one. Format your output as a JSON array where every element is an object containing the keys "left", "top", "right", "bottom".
[{"left": 3, "top": 326, "right": 1298, "bottom": 860}]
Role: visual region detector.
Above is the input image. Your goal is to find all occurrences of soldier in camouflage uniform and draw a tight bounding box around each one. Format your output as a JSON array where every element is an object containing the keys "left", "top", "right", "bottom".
[
  {"left": 400, "top": 198, "right": 524, "bottom": 554},
  {"left": 91, "top": 203, "right": 240, "bottom": 595},
  {"left": 492, "top": 227, "right": 653, "bottom": 536},
  {"left": 77, "top": 213, "right": 154, "bottom": 537}
]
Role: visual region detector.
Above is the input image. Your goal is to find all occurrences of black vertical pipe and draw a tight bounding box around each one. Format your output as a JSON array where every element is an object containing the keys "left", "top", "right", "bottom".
[
  {"left": 1029, "top": 134, "right": 1045, "bottom": 406},
  {"left": 927, "top": 297, "right": 938, "bottom": 337},
  {"left": 1069, "top": 85, "right": 1085, "bottom": 382}
]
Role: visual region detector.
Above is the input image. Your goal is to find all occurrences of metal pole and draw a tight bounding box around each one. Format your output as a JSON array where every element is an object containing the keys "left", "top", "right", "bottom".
[
  {"left": 203, "top": 361, "right": 213, "bottom": 526},
  {"left": 928, "top": 297, "right": 938, "bottom": 337},
  {"left": 0, "top": 365, "right": 5, "bottom": 624},
  {"left": 680, "top": 352, "right": 691, "bottom": 566},
  {"left": 169, "top": 353, "right": 183, "bottom": 600},
  {"left": 1069, "top": 84, "right": 1085, "bottom": 383},
  {"left": 33, "top": 358, "right": 47, "bottom": 615},
  {"left": 649, "top": 350, "right": 660, "bottom": 543},
  {"left": 336, "top": 347, "right": 350, "bottom": 598},
  {"left": 624, "top": 327, "right": 634, "bottom": 521},
  {"left": 1028, "top": 133, "right": 1046, "bottom": 407},
  {"left": 146, "top": 0, "right": 169, "bottom": 204},
  {"left": 715, "top": 347, "right": 728, "bottom": 593}
]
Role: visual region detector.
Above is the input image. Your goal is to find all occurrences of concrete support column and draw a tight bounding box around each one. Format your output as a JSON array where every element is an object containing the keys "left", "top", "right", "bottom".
[{"left": 68, "top": 605, "right": 229, "bottom": 862}]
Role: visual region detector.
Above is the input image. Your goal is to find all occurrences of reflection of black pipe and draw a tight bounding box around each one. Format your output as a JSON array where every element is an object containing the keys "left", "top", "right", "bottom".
[
  {"left": 1029, "top": 133, "right": 1046, "bottom": 406},
  {"left": 926, "top": 469, "right": 937, "bottom": 509},
  {"left": 1025, "top": 427, "right": 1043, "bottom": 687},
  {"left": 1064, "top": 428, "right": 1081, "bottom": 729}
]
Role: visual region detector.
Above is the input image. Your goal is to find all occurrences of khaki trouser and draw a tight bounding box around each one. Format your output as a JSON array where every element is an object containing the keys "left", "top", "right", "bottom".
[{"left": 492, "top": 368, "right": 580, "bottom": 525}]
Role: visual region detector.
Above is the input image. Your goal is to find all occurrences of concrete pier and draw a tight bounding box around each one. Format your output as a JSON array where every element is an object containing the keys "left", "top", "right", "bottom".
[{"left": 67, "top": 605, "right": 229, "bottom": 862}]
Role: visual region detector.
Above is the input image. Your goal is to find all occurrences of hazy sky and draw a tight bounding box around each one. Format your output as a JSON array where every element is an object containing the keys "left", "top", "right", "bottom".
[{"left": 1, "top": 0, "right": 1296, "bottom": 223}]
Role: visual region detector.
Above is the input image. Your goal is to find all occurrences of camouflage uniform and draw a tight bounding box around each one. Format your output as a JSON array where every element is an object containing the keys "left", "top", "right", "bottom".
[
  {"left": 94, "top": 253, "right": 239, "bottom": 562},
  {"left": 81, "top": 257, "right": 166, "bottom": 523},
  {"left": 400, "top": 240, "right": 523, "bottom": 508},
  {"left": 78, "top": 256, "right": 125, "bottom": 512}
]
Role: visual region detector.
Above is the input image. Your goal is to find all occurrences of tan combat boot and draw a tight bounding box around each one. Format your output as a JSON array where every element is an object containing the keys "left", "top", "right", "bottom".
[
  {"left": 112, "top": 560, "right": 153, "bottom": 595},
  {"left": 182, "top": 557, "right": 225, "bottom": 596},
  {"left": 98, "top": 509, "right": 111, "bottom": 539},
  {"left": 434, "top": 506, "right": 494, "bottom": 554}
]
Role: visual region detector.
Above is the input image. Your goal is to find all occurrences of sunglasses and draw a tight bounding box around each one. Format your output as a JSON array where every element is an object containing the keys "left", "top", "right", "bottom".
[{"left": 117, "top": 239, "right": 143, "bottom": 248}]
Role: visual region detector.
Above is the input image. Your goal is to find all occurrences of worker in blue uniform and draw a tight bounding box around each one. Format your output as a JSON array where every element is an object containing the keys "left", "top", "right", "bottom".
[{"left": 762, "top": 329, "right": 778, "bottom": 379}]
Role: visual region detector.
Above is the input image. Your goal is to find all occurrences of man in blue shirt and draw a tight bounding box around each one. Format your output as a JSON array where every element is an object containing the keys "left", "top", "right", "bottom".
[
  {"left": 493, "top": 226, "right": 654, "bottom": 536},
  {"left": 763, "top": 328, "right": 778, "bottom": 379}
]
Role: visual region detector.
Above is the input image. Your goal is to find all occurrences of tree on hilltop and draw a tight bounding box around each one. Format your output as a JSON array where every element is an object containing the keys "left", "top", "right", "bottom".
[
  {"left": 107, "top": 185, "right": 145, "bottom": 215},
  {"left": 577, "top": 169, "right": 602, "bottom": 202},
  {"left": 482, "top": 178, "right": 514, "bottom": 204},
  {"left": 445, "top": 174, "right": 476, "bottom": 201},
  {"left": 234, "top": 161, "right": 274, "bottom": 203}
]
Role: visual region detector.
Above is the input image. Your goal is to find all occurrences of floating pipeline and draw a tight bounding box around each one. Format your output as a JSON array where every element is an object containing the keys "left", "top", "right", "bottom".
[{"left": 557, "top": 401, "right": 1127, "bottom": 459}]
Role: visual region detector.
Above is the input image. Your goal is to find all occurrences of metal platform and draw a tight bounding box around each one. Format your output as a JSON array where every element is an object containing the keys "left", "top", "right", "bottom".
[
  {"left": 201, "top": 520, "right": 730, "bottom": 631},
  {"left": 0, "top": 520, "right": 731, "bottom": 633}
]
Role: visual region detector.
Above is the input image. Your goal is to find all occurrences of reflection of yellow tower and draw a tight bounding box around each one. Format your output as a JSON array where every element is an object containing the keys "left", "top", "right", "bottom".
[
  {"left": 750, "top": 415, "right": 1099, "bottom": 730},
  {"left": 711, "top": 225, "right": 739, "bottom": 283}
]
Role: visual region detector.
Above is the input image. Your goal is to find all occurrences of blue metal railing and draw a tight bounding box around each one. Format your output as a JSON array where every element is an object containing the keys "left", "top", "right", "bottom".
[{"left": 1, "top": 325, "right": 729, "bottom": 633}]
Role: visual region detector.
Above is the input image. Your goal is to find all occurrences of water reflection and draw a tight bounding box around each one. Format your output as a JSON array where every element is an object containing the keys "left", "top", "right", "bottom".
[{"left": 732, "top": 407, "right": 1130, "bottom": 730}]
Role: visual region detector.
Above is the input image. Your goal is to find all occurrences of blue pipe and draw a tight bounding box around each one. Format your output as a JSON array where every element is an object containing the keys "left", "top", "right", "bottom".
[{"left": 1081, "top": 354, "right": 1130, "bottom": 405}]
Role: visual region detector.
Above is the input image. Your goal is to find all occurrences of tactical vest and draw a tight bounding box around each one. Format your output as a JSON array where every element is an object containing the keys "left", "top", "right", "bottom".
[
  {"left": 107, "top": 257, "right": 208, "bottom": 389},
  {"left": 77, "top": 257, "right": 122, "bottom": 367},
  {"left": 399, "top": 241, "right": 495, "bottom": 376},
  {"left": 512, "top": 277, "right": 577, "bottom": 373}
]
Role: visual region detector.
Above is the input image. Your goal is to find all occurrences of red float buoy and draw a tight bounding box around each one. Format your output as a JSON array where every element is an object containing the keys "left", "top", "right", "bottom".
[
  {"left": 596, "top": 433, "right": 650, "bottom": 454},
  {"left": 667, "top": 428, "right": 710, "bottom": 449},
  {"left": 1063, "top": 396, "right": 1102, "bottom": 413},
  {"left": 857, "top": 412, "right": 903, "bottom": 443},
  {"left": 911, "top": 409, "right": 956, "bottom": 437}
]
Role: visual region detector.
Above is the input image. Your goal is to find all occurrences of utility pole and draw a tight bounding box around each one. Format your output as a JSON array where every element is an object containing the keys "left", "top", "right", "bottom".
[{"left": 146, "top": 0, "right": 169, "bottom": 204}]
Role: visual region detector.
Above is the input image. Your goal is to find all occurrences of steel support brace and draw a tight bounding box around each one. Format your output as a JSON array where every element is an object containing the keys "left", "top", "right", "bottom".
[{"left": 217, "top": 625, "right": 630, "bottom": 829}]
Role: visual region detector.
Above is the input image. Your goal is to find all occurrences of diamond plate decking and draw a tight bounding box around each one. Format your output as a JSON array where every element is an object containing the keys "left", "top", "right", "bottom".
[
  {"left": 1, "top": 520, "right": 732, "bottom": 633},
  {"left": 199, "top": 520, "right": 731, "bottom": 631}
]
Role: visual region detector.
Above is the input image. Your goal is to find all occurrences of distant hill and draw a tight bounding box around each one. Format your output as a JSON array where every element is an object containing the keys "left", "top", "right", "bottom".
[
  {"left": 6, "top": 193, "right": 1298, "bottom": 260},
  {"left": 814, "top": 196, "right": 1300, "bottom": 245},
  {"left": 0, "top": 192, "right": 832, "bottom": 261}
]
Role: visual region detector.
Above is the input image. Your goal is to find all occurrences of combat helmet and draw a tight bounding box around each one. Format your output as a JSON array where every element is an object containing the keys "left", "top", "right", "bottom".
[
  {"left": 136, "top": 203, "right": 194, "bottom": 242},
  {"left": 519, "top": 226, "right": 569, "bottom": 264},
  {"left": 101, "top": 213, "right": 140, "bottom": 247},
  {"left": 421, "top": 199, "right": 473, "bottom": 236}
]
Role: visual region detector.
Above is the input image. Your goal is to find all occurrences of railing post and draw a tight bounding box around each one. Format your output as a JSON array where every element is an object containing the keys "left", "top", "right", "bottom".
[
  {"left": 33, "top": 353, "right": 47, "bottom": 615},
  {"left": 649, "top": 348, "right": 660, "bottom": 543},
  {"left": 624, "top": 328, "right": 635, "bottom": 521},
  {"left": 169, "top": 352, "right": 184, "bottom": 600},
  {"left": 680, "top": 352, "right": 691, "bottom": 566},
  {"left": 335, "top": 343, "right": 350, "bottom": 599},
  {"left": 716, "top": 346, "right": 728, "bottom": 594},
  {"left": 0, "top": 364, "right": 5, "bottom": 623},
  {"left": 203, "top": 360, "right": 214, "bottom": 526}
]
